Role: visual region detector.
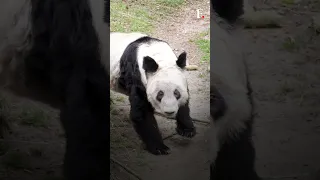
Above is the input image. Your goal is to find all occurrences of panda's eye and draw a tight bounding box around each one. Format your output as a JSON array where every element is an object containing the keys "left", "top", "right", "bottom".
[
  {"left": 156, "top": 90, "right": 164, "bottom": 102},
  {"left": 174, "top": 89, "right": 181, "bottom": 99}
]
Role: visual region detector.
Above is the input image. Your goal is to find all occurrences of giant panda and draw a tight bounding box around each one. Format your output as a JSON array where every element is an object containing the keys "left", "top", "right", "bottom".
[
  {"left": 209, "top": 0, "right": 260, "bottom": 179},
  {"left": 0, "top": 0, "right": 111, "bottom": 179},
  {"left": 109, "top": 32, "right": 196, "bottom": 155}
]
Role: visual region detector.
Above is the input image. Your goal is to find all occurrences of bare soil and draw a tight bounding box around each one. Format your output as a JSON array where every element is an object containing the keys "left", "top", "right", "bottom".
[{"left": 245, "top": 0, "right": 320, "bottom": 179}]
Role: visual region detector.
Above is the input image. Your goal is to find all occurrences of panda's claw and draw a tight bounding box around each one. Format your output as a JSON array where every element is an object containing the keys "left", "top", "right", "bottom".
[
  {"left": 146, "top": 143, "right": 170, "bottom": 155},
  {"left": 176, "top": 127, "right": 196, "bottom": 138}
]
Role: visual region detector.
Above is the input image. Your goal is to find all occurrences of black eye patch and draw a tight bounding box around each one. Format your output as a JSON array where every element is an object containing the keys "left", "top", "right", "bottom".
[
  {"left": 174, "top": 89, "right": 181, "bottom": 99},
  {"left": 156, "top": 90, "right": 164, "bottom": 102}
]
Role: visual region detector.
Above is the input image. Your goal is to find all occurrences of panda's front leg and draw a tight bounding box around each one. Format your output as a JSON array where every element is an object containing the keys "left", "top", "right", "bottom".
[
  {"left": 175, "top": 102, "right": 196, "bottom": 138},
  {"left": 129, "top": 86, "right": 170, "bottom": 155}
]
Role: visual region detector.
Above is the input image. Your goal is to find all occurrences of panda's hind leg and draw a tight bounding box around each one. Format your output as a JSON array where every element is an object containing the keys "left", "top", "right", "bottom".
[
  {"left": 175, "top": 102, "right": 196, "bottom": 138},
  {"left": 129, "top": 86, "right": 170, "bottom": 155}
]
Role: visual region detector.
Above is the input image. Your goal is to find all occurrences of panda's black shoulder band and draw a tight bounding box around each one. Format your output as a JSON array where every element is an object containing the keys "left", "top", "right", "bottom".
[{"left": 210, "top": 86, "right": 227, "bottom": 121}]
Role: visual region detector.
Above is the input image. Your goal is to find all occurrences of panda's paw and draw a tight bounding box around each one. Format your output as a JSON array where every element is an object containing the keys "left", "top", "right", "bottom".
[
  {"left": 144, "top": 143, "right": 171, "bottom": 155},
  {"left": 176, "top": 126, "right": 196, "bottom": 138}
]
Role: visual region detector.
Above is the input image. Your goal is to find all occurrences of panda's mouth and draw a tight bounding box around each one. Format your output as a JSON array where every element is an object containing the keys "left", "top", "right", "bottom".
[{"left": 154, "top": 111, "right": 176, "bottom": 120}]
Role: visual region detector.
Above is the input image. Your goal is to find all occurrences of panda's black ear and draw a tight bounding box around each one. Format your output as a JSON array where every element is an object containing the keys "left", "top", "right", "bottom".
[
  {"left": 176, "top": 51, "right": 187, "bottom": 69},
  {"left": 143, "top": 56, "right": 158, "bottom": 73}
]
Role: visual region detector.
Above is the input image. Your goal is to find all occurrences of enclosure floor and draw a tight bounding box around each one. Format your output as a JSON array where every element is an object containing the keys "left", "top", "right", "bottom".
[{"left": 112, "top": 0, "right": 320, "bottom": 180}]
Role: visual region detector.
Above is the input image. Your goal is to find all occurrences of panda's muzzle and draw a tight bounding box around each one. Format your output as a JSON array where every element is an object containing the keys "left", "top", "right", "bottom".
[{"left": 165, "top": 111, "right": 175, "bottom": 115}]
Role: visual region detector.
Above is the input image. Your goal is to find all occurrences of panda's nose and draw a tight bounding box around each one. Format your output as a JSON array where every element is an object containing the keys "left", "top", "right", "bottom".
[{"left": 165, "top": 111, "right": 175, "bottom": 115}]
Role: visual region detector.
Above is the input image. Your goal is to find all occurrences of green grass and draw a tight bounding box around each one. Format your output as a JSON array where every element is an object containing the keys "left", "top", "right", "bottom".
[
  {"left": 110, "top": 0, "right": 185, "bottom": 33},
  {"left": 115, "top": 95, "right": 125, "bottom": 103},
  {"left": 282, "top": 36, "right": 298, "bottom": 51},
  {"left": 156, "top": 0, "right": 185, "bottom": 7},
  {"left": 195, "top": 30, "right": 210, "bottom": 62},
  {"left": 281, "top": 0, "right": 295, "bottom": 5}
]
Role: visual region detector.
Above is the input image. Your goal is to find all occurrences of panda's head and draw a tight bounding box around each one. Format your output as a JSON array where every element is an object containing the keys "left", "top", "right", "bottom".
[{"left": 142, "top": 51, "right": 189, "bottom": 118}]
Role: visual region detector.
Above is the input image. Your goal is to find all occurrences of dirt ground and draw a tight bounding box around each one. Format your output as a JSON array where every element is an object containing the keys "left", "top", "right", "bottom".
[
  {"left": 244, "top": 0, "right": 320, "bottom": 179},
  {"left": 0, "top": 0, "right": 320, "bottom": 180}
]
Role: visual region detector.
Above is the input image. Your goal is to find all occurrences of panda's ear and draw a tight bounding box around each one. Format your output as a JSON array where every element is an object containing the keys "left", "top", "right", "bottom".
[
  {"left": 143, "top": 56, "right": 158, "bottom": 73},
  {"left": 176, "top": 51, "right": 187, "bottom": 69}
]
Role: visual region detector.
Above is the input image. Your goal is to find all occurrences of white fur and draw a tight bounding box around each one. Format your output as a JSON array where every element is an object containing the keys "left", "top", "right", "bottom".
[
  {"left": 147, "top": 66, "right": 189, "bottom": 118},
  {"left": 109, "top": 32, "right": 147, "bottom": 92},
  {"left": 209, "top": 19, "right": 252, "bottom": 161},
  {"left": 109, "top": 32, "right": 189, "bottom": 118}
]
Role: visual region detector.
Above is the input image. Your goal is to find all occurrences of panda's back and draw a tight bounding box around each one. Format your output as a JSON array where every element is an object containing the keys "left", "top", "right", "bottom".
[
  {"left": 110, "top": 32, "right": 177, "bottom": 69},
  {"left": 109, "top": 32, "right": 147, "bottom": 93},
  {"left": 110, "top": 32, "right": 147, "bottom": 72},
  {"left": 110, "top": 32, "right": 178, "bottom": 94}
]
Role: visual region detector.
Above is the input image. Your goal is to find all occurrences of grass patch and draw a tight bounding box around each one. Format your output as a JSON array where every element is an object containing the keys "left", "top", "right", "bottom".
[
  {"left": 18, "top": 109, "right": 49, "bottom": 128},
  {"left": 198, "top": 73, "right": 205, "bottom": 78},
  {"left": 110, "top": 0, "right": 185, "bottom": 33},
  {"left": 281, "top": 0, "right": 296, "bottom": 5},
  {"left": 156, "top": 0, "right": 185, "bottom": 7},
  {"left": 282, "top": 36, "right": 298, "bottom": 51},
  {"left": 115, "top": 95, "right": 125, "bottom": 103},
  {"left": 194, "top": 30, "right": 210, "bottom": 62},
  {"left": 110, "top": 108, "right": 120, "bottom": 115}
]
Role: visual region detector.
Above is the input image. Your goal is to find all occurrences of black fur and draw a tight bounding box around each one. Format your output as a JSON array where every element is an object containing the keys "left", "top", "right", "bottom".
[
  {"left": 143, "top": 56, "right": 159, "bottom": 73},
  {"left": 26, "top": 0, "right": 109, "bottom": 179},
  {"left": 176, "top": 51, "right": 187, "bottom": 69},
  {"left": 103, "top": 0, "right": 110, "bottom": 24},
  {"left": 210, "top": 86, "right": 227, "bottom": 121},
  {"left": 211, "top": 0, "right": 244, "bottom": 23},
  {"left": 176, "top": 100, "right": 196, "bottom": 138},
  {"left": 209, "top": 88, "right": 259, "bottom": 180},
  {"left": 129, "top": 85, "right": 170, "bottom": 155},
  {"left": 118, "top": 36, "right": 195, "bottom": 155},
  {"left": 210, "top": 120, "right": 259, "bottom": 180}
]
